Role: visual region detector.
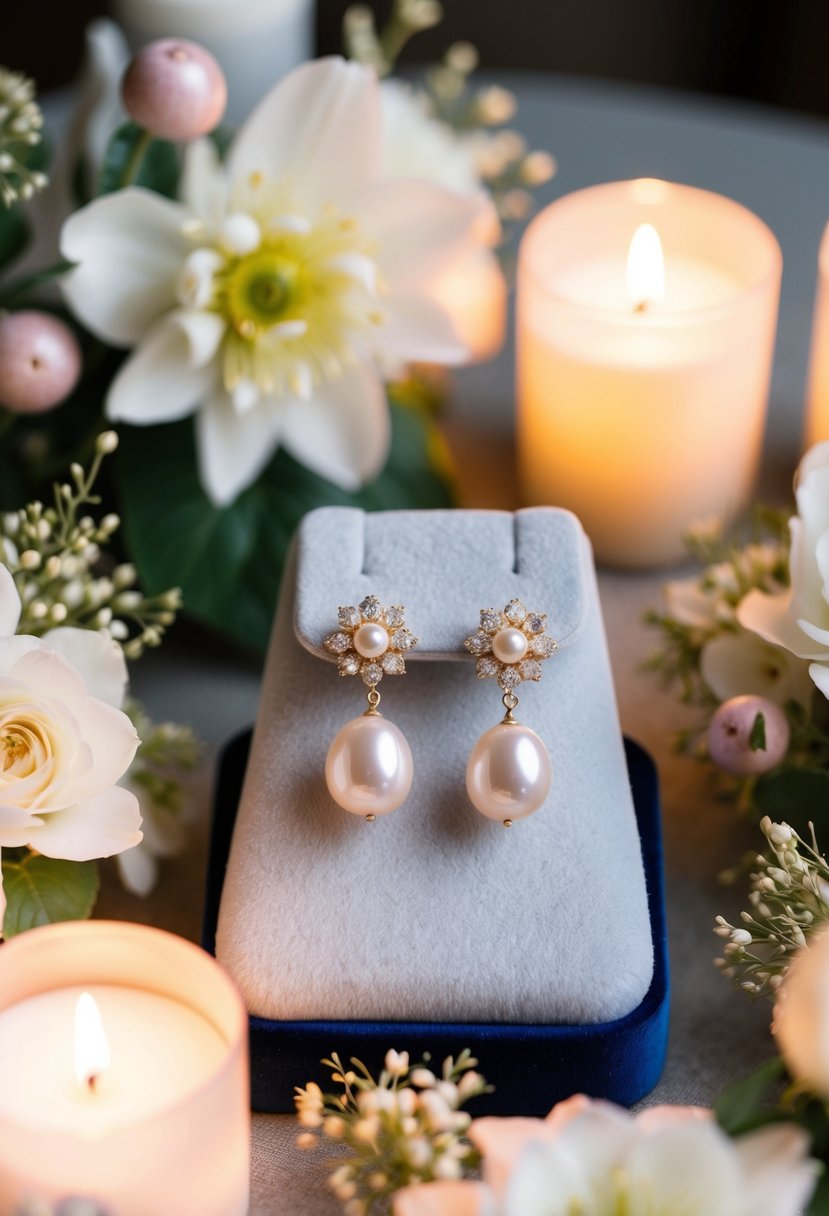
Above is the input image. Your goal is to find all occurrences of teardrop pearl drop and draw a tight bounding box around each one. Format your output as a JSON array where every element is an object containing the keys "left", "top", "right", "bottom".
[
  {"left": 326, "top": 714, "right": 413, "bottom": 818},
  {"left": 466, "top": 722, "right": 552, "bottom": 824}
]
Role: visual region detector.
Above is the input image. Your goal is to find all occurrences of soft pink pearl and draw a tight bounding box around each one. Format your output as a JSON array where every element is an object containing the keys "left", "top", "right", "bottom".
[
  {"left": 492, "top": 627, "right": 528, "bottom": 664},
  {"left": 466, "top": 722, "right": 552, "bottom": 824},
  {"left": 326, "top": 714, "right": 413, "bottom": 818},
  {"left": 708, "top": 694, "right": 789, "bottom": 777},
  {"left": 122, "top": 40, "right": 227, "bottom": 141},
  {"left": 0, "top": 311, "right": 81, "bottom": 414},
  {"left": 353, "top": 622, "right": 389, "bottom": 659}
]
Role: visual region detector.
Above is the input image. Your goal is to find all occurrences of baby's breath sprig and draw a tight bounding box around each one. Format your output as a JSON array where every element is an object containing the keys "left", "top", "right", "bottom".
[
  {"left": 0, "top": 68, "right": 47, "bottom": 208},
  {"left": 2, "top": 432, "right": 180, "bottom": 657},
  {"left": 344, "top": 0, "right": 443, "bottom": 77},
  {"left": 714, "top": 817, "right": 829, "bottom": 1000},
  {"left": 295, "top": 1048, "right": 491, "bottom": 1215}
]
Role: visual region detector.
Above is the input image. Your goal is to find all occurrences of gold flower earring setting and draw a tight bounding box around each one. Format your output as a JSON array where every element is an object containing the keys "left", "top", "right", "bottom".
[
  {"left": 324, "top": 596, "right": 417, "bottom": 821},
  {"left": 464, "top": 600, "right": 557, "bottom": 826}
]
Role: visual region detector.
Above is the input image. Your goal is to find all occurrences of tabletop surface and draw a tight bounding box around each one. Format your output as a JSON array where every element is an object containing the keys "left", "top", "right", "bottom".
[{"left": 88, "top": 69, "right": 829, "bottom": 1212}]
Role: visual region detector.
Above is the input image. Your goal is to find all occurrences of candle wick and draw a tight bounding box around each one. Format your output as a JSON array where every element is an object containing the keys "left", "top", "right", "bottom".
[
  {"left": 87, "top": 1072, "right": 98, "bottom": 1094},
  {"left": 633, "top": 299, "right": 649, "bottom": 315}
]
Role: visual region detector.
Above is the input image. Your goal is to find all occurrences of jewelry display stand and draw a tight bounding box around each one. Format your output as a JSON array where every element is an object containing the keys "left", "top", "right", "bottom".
[{"left": 206, "top": 506, "right": 669, "bottom": 1113}]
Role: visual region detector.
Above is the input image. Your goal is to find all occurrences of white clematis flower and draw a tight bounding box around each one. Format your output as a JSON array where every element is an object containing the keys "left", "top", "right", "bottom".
[
  {"left": 393, "top": 1096, "right": 817, "bottom": 1216},
  {"left": 0, "top": 563, "right": 142, "bottom": 929},
  {"left": 739, "top": 442, "right": 829, "bottom": 700},
  {"left": 701, "top": 631, "right": 812, "bottom": 707},
  {"left": 60, "top": 57, "right": 490, "bottom": 506}
]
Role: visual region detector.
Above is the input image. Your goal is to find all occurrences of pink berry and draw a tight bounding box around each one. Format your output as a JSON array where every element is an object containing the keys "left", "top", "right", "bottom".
[
  {"left": 121, "top": 39, "right": 227, "bottom": 141},
  {"left": 0, "top": 311, "right": 81, "bottom": 414},
  {"left": 708, "top": 694, "right": 790, "bottom": 777}
]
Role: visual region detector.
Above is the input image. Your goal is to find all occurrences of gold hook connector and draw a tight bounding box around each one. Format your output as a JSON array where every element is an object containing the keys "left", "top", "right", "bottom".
[
  {"left": 501, "top": 691, "right": 519, "bottom": 724},
  {"left": 365, "top": 686, "right": 382, "bottom": 716}
]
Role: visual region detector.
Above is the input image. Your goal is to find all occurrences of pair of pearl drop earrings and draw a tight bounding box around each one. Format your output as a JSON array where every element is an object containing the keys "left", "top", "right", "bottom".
[{"left": 324, "top": 595, "right": 557, "bottom": 827}]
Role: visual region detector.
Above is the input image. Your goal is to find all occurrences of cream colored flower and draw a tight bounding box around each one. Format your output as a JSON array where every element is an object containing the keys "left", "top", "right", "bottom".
[
  {"left": 60, "top": 57, "right": 489, "bottom": 506},
  {"left": 0, "top": 564, "right": 141, "bottom": 927},
  {"left": 775, "top": 927, "right": 829, "bottom": 1096},
  {"left": 739, "top": 442, "right": 829, "bottom": 700},
  {"left": 393, "top": 1096, "right": 817, "bottom": 1216},
  {"left": 701, "top": 631, "right": 812, "bottom": 707}
]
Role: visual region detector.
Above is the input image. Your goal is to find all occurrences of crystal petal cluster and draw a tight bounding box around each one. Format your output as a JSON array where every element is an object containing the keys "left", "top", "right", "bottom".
[
  {"left": 325, "top": 594, "right": 417, "bottom": 687},
  {"left": 464, "top": 598, "right": 557, "bottom": 692}
]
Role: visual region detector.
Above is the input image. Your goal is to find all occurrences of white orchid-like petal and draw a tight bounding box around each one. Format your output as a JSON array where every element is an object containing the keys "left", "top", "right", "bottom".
[
  {"left": 810, "top": 662, "right": 829, "bottom": 698},
  {"left": 359, "top": 177, "right": 490, "bottom": 291},
  {"left": 737, "top": 1124, "right": 819, "bottom": 1216},
  {"left": 41, "top": 626, "right": 129, "bottom": 709},
  {"left": 116, "top": 840, "right": 159, "bottom": 898},
  {"left": 31, "top": 785, "right": 142, "bottom": 861},
  {"left": 503, "top": 1139, "right": 591, "bottom": 1216},
  {"left": 624, "top": 1121, "right": 744, "bottom": 1216},
  {"left": 393, "top": 1182, "right": 493, "bottom": 1216},
  {"left": 181, "top": 138, "right": 228, "bottom": 228},
  {"left": 737, "top": 588, "right": 823, "bottom": 658},
  {"left": 379, "top": 291, "right": 469, "bottom": 365},
  {"left": 227, "top": 58, "right": 382, "bottom": 209},
  {"left": 279, "top": 363, "right": 390, "bottom": 490},
  {"left": 107, "top": 310, "right": 224, "bottom": 425},
  {"left": 0, "top": 564, "right": 21, "bottom": 636},
  {"left": 196, "top": 389, "right": 280, "bottom": 506},
  {"left": 61, "top": 188, "right": 191, "bottom": 346},
  {"left": 700, "top": 631, "right": 812, "bottom": 707}
]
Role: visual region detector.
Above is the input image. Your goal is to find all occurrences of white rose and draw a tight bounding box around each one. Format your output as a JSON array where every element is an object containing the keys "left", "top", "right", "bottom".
[
  {"left": 0, "top": 563, "right": 142, "bottom": 926},
  {"left": 739, "top": 441, "right": 829, "bottom": 699},
  {"left": 774, "top": 927, "right": 829, "bottom": 1096}
]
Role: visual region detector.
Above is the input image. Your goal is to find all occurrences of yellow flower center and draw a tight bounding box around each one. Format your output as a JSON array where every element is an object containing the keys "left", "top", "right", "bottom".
[{"left": 182, "top": 179, "right": 385, "bottom": 404}]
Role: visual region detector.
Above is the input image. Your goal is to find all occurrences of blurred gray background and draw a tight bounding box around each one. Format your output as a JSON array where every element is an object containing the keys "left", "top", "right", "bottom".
[{"left": 7, "top": 1, "right": 829, "bottom": 117}]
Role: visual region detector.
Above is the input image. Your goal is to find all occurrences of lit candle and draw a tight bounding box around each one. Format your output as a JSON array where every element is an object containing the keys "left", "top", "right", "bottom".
[
  {"left": 0, "top": 922, "right": 249, "bottom": 1215},
  {"left": 804, "top": 220, "right": 829, "bottom": 448},
  {"left": 112, "top": 0, "right": 315, "bottom": 125},
  {"left": 516, "top": 178, "right": 782, "bottom": 567}
]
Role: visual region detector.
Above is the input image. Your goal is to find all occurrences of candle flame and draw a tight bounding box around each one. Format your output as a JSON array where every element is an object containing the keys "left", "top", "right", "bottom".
[
  {"left": 626, "top": 223, "right": 665, "bottom": 311},
  {"left": 74, "top": 992, "right": 110, "bottom": 1091}
]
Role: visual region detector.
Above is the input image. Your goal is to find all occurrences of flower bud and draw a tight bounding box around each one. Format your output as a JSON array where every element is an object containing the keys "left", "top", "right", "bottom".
[
  {"left": 0, "top": 311, "right": 81, "bottom": 414},
  {"left": 122, "top": 39, "right": 227, "bottom": 142},
  {"left": 96, "top": 431, "right": 119, "bottom": 454},
  {"left": 707, "top": 695, "right": 790, "bottom": 777}
]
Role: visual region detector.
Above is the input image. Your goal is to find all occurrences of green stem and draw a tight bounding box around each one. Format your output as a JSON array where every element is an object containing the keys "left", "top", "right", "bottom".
[
  {"left": 122, "top": 129, "right": 153, "bottom": 187},
  {"left": 0, "top": 410, "right": 16, "bottom": 444},
  {"left": 0, "top": 259, "right": 75, "bottom": 308}
]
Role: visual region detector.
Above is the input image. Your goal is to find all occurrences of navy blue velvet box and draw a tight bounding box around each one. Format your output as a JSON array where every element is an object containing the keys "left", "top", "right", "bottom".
[{"left": 203, "top": 730, "right": 669, "bottom": 1115}]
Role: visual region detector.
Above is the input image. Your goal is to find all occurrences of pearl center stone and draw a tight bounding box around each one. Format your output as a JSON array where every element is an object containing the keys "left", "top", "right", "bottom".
[
  {"left": 492, "top": 627, "right": 528, "bottom": 664},
  {"left": 353, "top": 622, "right": 389, "bottom": 659}
]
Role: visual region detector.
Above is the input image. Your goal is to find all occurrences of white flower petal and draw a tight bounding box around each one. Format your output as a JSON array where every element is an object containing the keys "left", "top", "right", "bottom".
[
  {"left": 0, "top": 849, "right": 4, "bottom": 932},
  {"left": 393, "top": 1182, "right": 493, "bottom": 1216},
  {"left": 0, "top": 563, "right": 21, "bottom": 637},
  {"left": 700, "top": 631, "right": 811, "bottom": 707},
  {"left": 738, "top": 589, "right": 826, "bottom": 660},
  {"left": 12, "top": 643, "right": 89, "bottom": 708},
  {"left": 503, "top": 1140, "right": 589, "bottom": 1216},
  {"left": 31, "top": 784, "right": 142, "bottom": 861},
  {"left": 180, "top": 137, "right": 227, "bottom": 227},
  {"left": 61, "top": 188, "right": 191, "bottom": 346},
  {"left": 809, "top": 662, "right": 829, "bottom": 699},
  {"left": 107, "top": 311, "right": 223, "bottom": 425},
  {"left": 228, "top": 57, "right": 381, "bottom": 208},
  {"left": 116, "top": 840, "right": 159, "bottom": 897},
  {"left": 358, "top": 177, "right": 490, "bottom": 291},
  {"left": 379, "top": 291, "right": 469, "bottom": 365},
  {"left": 41, "top": 626, "right": 128, "bottom": 709},
  {"left": 624, "top": 1121, "right": 744, "bottom": 1216},
  {"left": 0, "top": 804, "right": 43, "bottom": 848},
  {"left": 196, "top": 390, "right": 280, "bottom": 506},
  {"left": 471, "top": 1117, "right": 559, "bottom": 1201},
  {"left": 279, "top": 364, "right": 389, "bottom": 490},
  {"left": 0, "top": 635, "right": 41, "bottom": 670},
  {"left": 737, "top": 1124, "right": 818, "bottom": 1216}
]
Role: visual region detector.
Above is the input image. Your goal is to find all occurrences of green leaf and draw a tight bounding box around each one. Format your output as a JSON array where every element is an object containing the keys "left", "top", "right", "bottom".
[
  {"left": 0, "top": 205, "right": 30, "bottom": 272},
  {"left": 2, "top": 854, "right": 100, "bottom": 938},
  {"left": 809, "top": 1171, "right": 829, "bottom": 1216},
  {"left": 753, "top": 768, "right": 829, "bottom": 845},
  {"left": 749, "top": 711, "right": 767, "bottom": 752},
  {"left": 117, "top": 402, "right": 455, "bottom": 653},
  {"left": 98, "top": 122, "right": 180, "bottom": 198},
  {"left": 715, "top": 1056, "right": 786, "bottom": 1135}
]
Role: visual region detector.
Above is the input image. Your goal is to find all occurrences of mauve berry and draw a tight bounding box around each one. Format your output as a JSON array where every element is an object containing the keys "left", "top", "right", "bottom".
[
  {"left": 708, "top": 694, "right": 790, "bottom": 777},
  {"left": 0, "top": 311, "right": 82, "bottom": 414},
  {"left": 121, "top": 39, "right": 227, "bottom": 142}
]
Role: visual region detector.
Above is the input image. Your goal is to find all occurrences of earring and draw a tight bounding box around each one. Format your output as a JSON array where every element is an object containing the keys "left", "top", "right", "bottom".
[
  {"left": 324, "top": 595, "right": 417, "bottom": 821},
  {"left": 464, "top": 600, "right": 557, "bottom": 827}
]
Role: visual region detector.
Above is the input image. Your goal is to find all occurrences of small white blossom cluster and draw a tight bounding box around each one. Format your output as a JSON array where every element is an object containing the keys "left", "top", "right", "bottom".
[
  {"left": 714, "top": 817, "right": 829, "bottom": 1000},
  {"left": 0, "top": 68, "right": 47, "bottom": 207},
  {"left": 295, "top": 1049, "right": 490, "bottom": 1215},
  {"left": 2, "top": 433, "right": 181, "bottom": 658}
]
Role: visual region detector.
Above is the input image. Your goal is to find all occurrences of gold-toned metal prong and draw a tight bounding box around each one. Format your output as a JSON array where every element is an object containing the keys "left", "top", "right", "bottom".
[
  {"left": 503, "top": 818, "right": 513, "bottom": 828},
  {"left": 366, "top": 814, "right": 377, "bottom": 823}
]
